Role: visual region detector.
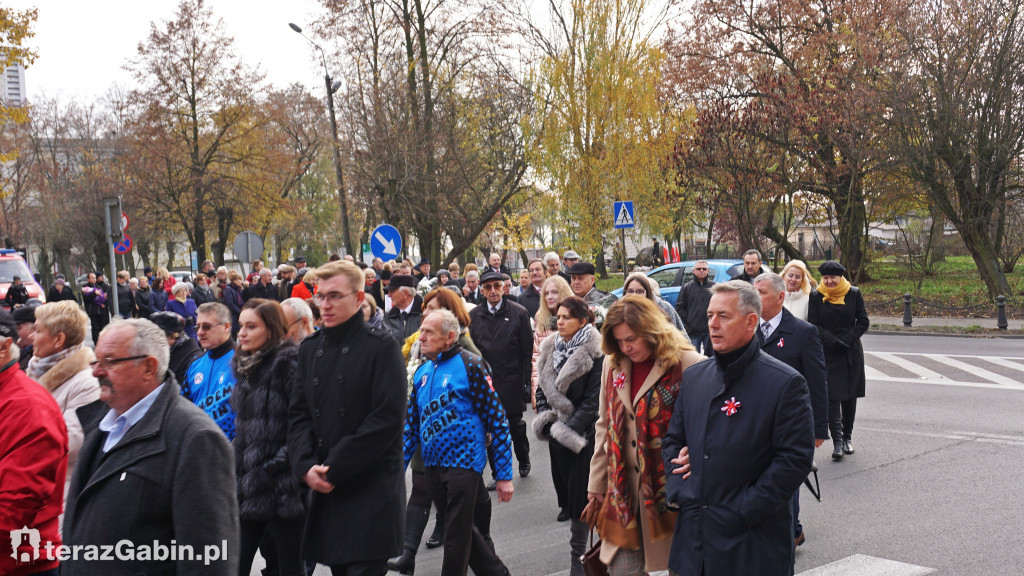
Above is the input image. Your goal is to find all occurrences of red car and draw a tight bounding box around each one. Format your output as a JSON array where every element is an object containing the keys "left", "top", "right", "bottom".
[{"left": 0, "top": 249, "right": 46, "bottom": 311}]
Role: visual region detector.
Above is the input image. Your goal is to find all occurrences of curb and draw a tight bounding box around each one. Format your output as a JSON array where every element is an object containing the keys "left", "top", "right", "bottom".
[{"left": 869, "top": 329, "right": 1024, "bottom": 339}]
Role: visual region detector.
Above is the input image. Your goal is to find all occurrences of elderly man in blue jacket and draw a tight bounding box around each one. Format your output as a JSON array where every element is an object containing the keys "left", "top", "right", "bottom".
[{"left": 662, "top": 280, "right": 814, "bottom": 576}]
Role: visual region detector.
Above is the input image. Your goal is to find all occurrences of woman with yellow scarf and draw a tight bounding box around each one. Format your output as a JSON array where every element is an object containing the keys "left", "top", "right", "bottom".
[{"left": 808, "top": 260, "right": 870, "bottom": 461}]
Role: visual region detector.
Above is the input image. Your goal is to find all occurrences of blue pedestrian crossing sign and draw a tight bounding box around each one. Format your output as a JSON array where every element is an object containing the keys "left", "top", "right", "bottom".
[
  {"left": 613, "top": 201, "right": 635, "bottom": 229},
  {"left": 370, "top": 224, "right": 403, "bottom": 260}
]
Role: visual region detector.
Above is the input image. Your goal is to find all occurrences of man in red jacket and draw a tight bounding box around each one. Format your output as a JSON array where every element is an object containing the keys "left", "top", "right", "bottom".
[{"left": 0, "top": 309, "right": 69, "bottom": 576}]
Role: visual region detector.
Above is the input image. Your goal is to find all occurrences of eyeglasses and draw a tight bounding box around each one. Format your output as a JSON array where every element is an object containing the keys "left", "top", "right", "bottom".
[
  {"left": 693, "top": 267, "right": 708, "bottom": 271},
  {"left": 196, "top": 323, "right": 227, "bottom": 332},
  {"left": 481, "top": 283, "right": 503, "bottom": 292},
  {"left": 625, "top": 289, "right": 647, "bottom": 296},
  {"left": 313, "top": 291, "right": 355, "bottom": 305},
  {"left": 89, "top": 355, "right": 149, "bottom": 370}
]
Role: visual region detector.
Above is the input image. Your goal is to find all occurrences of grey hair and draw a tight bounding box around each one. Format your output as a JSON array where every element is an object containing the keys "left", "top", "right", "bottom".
[
  {"left": 281, "top": 297, "right": 313, "bottom": 324},
  {"left": 197, "top": 302, "right": 231, "bottom": 325},
  {"left": 2, "top": 337, "right": 20, "bottom": 362},
  {"left": 543, "top": 251, "right": 560, "bottom": 265},
  {"left": 433, "top": 308, "right": 460, "bottom": 340},
  {"left": 216, "top": 266, "right": 228, "bottom": 274},
  {"left": 129, "top": 277, "right": 139, "bottom": 288},
  {"left": 465, "top": 270, "right": 479, "bottom": 280},
  {"left": 396, "top": 286, "right": 417, "bottom": 299},
  {"left": 743, "top": 249, "right": 762, "bottom": 261},
  {"left": 710, "top": 280, "right": 762, "bottom": 317},
  {"left": 260, "top": 268, "right": 273, "bottom": 278},
  {"left": 753, "top": 272, "right": 786, "bottom": 294},
  {"left": 99, "top": 319, "right": 170, "bottom": 380}
]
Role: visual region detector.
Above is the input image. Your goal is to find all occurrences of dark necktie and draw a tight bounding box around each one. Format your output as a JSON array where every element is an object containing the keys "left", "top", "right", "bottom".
[{"left": 761, "top": 321, "right": 771, "bottom": 340}]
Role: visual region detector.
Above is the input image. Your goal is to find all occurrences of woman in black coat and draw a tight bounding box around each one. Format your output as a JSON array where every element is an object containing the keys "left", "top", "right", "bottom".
[
  {"left": 232, "top": 298, "right": 306, "bottom": 576},
  {"left": 533, "top": 296, "right": 603, "bottom": 576},
  {"left": 807, "top": 260, "right": 870, "bottom": 460}
]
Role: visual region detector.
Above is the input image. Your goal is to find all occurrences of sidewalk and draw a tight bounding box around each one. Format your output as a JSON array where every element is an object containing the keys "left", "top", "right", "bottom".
[{"left": 871, "top": 315, "right": 1024, "bottom": 330}]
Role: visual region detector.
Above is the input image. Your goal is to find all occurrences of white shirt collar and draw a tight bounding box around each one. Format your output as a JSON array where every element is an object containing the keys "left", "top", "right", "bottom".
[{"left": 759, "top": 310, "right": 783, "bottom": 336}]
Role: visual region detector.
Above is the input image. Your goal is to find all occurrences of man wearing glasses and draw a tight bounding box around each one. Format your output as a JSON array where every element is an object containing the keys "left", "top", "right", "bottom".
[
  {"left": 63, "top": 318, "right": 238, "bottom": 575},
  {"left": 287, "top": 261, "right": 407, "bottom": 574},
  {"left": 183, "top": 302, "right": 237, "bottom": 439},
  {"left": 469, "top": 270, "right": 533, "bottom": 485},
  {"left": 676, "top": 260, "right": 715, "bottom": 355}
]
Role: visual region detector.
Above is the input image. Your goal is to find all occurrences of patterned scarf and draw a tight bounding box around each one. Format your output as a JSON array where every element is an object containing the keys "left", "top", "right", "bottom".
[
  {"left": 552, "top": 326, "right": 591, "bottom": 374},
  {"left": 27, "top": 344, "right": 82, "bottom": 381},
  {"left": 599, "top": 361, "right": 682, "bottom": 549},
  {"left": 818, "top": 277, "right": 852, "bottom": 305}
]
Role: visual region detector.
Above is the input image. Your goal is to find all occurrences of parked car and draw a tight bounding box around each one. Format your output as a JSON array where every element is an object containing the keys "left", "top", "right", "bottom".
[
  {"left": 0, "top": 249, "right": 46, "bottom": 310},
  {"left": 604, "top": 259, "right": 769, "bottom": 308}
]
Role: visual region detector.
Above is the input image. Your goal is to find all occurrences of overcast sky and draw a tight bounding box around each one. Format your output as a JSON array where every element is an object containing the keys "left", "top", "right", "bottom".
[{"left": 5, "top": 0, "right": 332, "bottom": 103}]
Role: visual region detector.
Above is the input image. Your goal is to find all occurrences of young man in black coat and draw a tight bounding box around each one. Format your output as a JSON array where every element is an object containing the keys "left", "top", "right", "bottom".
[
  {"left": 469, "top": 270, "right": 534, "bottom": 482},
  {"left": 754, "top": 273, "right": 829, "bottom": 549},
  {"left": 663, "top": 281, "right": 814, "bottom": 576},
  {"left": 288, "top": 261, "right": 407, "bottom": 573}
]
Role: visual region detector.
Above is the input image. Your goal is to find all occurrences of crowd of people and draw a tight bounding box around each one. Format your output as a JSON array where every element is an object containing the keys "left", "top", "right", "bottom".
[{"left": 0, "top": 246, "right": 869, "bottom": 576}]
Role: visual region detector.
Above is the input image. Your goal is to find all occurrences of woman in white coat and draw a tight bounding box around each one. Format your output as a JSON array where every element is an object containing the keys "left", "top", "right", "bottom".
[
  {"left": 27, "top": 301, "right": 101, "bottom": 506},
  {"left": 780, "top": 259, "right": 817, "bottom": 321}
]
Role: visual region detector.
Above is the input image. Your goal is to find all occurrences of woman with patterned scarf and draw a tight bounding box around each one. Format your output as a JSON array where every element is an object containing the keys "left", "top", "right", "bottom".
[
  {"left": 808, "top": 260, "right": 870, "bottom": 460},
  {"left": 534, "top": 296, "right": 604, "bottom": 576},
  {"left": 583, "top": 296, "right": 705, "bottom": 575}
]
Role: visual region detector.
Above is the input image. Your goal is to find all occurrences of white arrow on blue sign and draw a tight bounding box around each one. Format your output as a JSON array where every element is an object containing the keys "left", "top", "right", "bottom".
[
  {"left": 370, "top": 224, "right": 403, "bottom": 260},
  {"left": 613, "top": 201, "right": 635, "bottom": 229}
]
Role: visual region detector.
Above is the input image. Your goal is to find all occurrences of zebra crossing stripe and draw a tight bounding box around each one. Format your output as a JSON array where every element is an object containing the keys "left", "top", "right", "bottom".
[{"left": 797, "top": 554, "right": 935, "bottom": 576}]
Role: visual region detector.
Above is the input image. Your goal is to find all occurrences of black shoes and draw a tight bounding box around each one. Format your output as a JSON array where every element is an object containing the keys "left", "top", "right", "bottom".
[
  {"left": 387, "top": 550, "right": 416, "bottom": 575},
  {"left": 425, "top": 521, "right": 444, "bottom": 549},
  {"left": 519, "top": 463, "right": 531, "bottom": 478},
  {"left": 557, "top": 508, "right": 571, "bottom": 522},
  {"left": 842, "top": 439, "right": 855, "bottom": 454},
  {"left": 794, "top": 532, "right": 806, "bottom": 548},
  {"left": 831, "top": 440, "right": 844, "bottom": 460}
]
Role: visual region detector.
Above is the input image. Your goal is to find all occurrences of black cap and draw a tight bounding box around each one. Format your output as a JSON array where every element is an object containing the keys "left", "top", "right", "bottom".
[
  {"left": 11, "top": 306, "right": 36, "bottom": 324},
  {"left": 818, "top": 260, "right": 846, "bottom": 276},
  {"left": 380, "top": 269, "right": 393, "bottom": 281},
  {"left": 149, "top": 311, "right": 186, "bottom": 336},
  {"left": 419, "top": 258, "right": 431, "bottom": 266},
  {"left": 0, "top": 309, "right": 17, "bottom": 340},
  {"left": 144, "top": 267, "right": 153, "bottom": 274},
  {"left": 567, "top": 262, "right": 597, "bottom": 276},
  {"left": 294, "top": 255, "right": 307, "bottom": 263},
  {"left": 386, "top": 274, "right": 416, "bottom": 292},
  {"left": 479, "top": 270, "right": 504, "bottom": 284},
  {"left": 11, "top": 276, "right": 19, "bottom": 282}
]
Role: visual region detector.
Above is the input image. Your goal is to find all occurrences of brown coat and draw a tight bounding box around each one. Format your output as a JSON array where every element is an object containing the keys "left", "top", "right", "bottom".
[{"left": 587, "top": 349, "right": 706, "bottom": 571}]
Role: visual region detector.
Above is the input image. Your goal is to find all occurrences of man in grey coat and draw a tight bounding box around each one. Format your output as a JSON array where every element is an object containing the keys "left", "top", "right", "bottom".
[{"left": 63, "top": 319, "right": 238, "bottom": 576}]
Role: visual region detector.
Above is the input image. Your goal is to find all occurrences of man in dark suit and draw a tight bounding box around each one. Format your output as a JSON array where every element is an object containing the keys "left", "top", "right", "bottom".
[
  {"left": 754, "top": 273, "right": 828, "bottom": 549},
  {"left": 517, "top": 259, "right": 545, "bottom": 318},
  {"left": 288, "top": 261, "right": 406, "bottom": 574},
  {"left": 663, "top": 280, "right": 814, "bottom": 576},
  {"left": 64, "top": 319, "right": 239, "bottom": 576}
]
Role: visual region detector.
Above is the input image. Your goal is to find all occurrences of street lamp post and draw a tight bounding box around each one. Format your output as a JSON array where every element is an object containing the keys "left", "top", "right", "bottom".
[{"left": 289, "top": 23, "right": 356, "bottom": 259}]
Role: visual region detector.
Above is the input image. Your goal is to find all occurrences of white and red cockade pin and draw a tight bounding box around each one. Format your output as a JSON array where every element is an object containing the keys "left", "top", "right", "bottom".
[
  {"left": 777, "top": 338, "right": 785, "bottom": 348},
  {"left": 721, "top": 397, "right": 741, "bottom": 416},
  {"left": 613, "top": 372, "right": 627, "bottom": 389}
]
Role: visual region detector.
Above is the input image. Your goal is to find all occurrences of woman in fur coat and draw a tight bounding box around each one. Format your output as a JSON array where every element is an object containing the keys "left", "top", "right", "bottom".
[
  {"left": 534, "top": 296, "right": 604, "bottom": 576},
  {"left": 231, "top": 298, "right": 306, "bottom": 576},
  {"left": 27, "top": 301, "right": 101, "bottom": 510}
]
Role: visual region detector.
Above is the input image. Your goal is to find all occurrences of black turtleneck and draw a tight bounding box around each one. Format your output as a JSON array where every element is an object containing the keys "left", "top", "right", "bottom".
[
  {"left": 321, "top": 311, "right": 365, "bottom": 345},
  {"left": 714, "top": 337, "right": 755, "bottom": 371},
  {"left": 209, "top": 338, "right": 235, "bottom": 360}
]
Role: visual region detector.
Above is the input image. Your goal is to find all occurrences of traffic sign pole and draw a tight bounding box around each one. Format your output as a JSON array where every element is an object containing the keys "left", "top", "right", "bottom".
[{"left": 102, "top": 197, "right": 122, "bottom": 318}]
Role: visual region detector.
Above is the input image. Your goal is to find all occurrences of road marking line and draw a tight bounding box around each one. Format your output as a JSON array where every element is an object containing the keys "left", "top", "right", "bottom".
[
  {"left": 872, "top": 352, "right": 1024, "bottom": 361},
  {"left": 797, "top": 554, "right": 935, "bottom": 575},
  {"left": 867, "top": 374, "right": 1024, "bottom": 391},
  {"left": 869, "top": 352, "right": 946, "bottom": 380},
  {"left": 863, "top": 364, "right": 888, "bottom": 380},
  {"left": 921, "top": 353, "right": 1022, "bottom": 387},
  {"left": 977, "top": 356, "right": 1024, "bottom": 373},
  {"left": 859, "top": 426, "right": 1024, "bottom": 446}
]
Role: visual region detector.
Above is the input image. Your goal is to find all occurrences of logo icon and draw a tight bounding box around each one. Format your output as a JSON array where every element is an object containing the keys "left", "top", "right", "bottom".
[{"left": 10, "top": 526, "right": 40, "bottom": 564}]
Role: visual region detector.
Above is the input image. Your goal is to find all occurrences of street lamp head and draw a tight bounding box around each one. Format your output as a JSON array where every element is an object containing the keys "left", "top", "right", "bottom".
[
  {"left": 331, "top": 80, "right": 342, "bottom": 93},
  {"left": 289, "top": 23, "right": 302, "bottom": 33}
]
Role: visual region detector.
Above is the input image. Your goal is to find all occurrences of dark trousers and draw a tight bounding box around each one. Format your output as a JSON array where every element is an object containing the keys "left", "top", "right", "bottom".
[
  {"left": 89, "top": 312, "right": 109, "bottom": 345},
  {"left": 549, "top": 442, "right": 569, "bottom": 510},
  {"left": 791, "top": 489, "right": 802, "bottom": 538},
  {"left": 507, "top": 411, "right": 530, "bottom": 469},
  {"left": 239, "top": 515, "right": 306, "bottom": 576},
  {"left": 828, "top": 398, "right": 858, "bottom": 440},
  {"left": 328, "top": 561, "right": 388, "bottom": 576},
  {"left": 692, "top": 333, "right": 711, "bottom": 356},
  {"left": 426, "top": 466, "right": 508, "bottom": 576}
]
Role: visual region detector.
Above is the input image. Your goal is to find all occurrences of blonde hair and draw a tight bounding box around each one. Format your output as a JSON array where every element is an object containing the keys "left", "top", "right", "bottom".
[
  {"left": 35, "top": 301, "right": 89, "bottom": 348},
  {"left": 155, "top": 267, "right": 170, "bottom": 282},
  {"left": 601, "top": 295, "right": 693, "bottom": 367},
  {"left": 314, "top": 261, "right": 364, "bottom": 293},
  {"left": 536, "top": 275, "right": 572, "bottom": 329},
  {"left": 780, "top": 260, "right": 816, "bottom": 294}
]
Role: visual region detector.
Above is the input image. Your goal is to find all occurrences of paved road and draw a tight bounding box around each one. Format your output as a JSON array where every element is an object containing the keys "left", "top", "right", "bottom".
[{"left": 258, "top": 333, "right": 1024, "bottom": 575}]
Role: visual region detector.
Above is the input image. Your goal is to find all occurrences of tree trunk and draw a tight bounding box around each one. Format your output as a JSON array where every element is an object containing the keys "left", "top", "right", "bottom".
[{"left": 960, "top": 222, "right": 1012, "bottom": 299}]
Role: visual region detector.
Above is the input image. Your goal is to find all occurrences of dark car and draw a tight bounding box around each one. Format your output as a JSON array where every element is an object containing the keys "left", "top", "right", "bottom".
[{"left": 606, "top": 259, "right": 769, "bottom": 308}]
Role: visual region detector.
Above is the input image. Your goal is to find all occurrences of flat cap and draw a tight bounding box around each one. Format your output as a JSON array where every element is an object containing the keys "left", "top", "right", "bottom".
[
  {"left": 567, "top": 262, "right": 596, "bottom": 276},
  {"left": 818, "top": 260, "right": 846, "bottom": 276}
]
